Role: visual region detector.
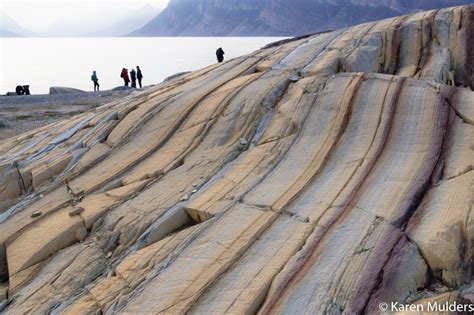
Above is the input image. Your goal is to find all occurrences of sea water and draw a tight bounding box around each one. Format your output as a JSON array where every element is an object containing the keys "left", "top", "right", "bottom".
[{"left": 0, "top": 37, "right": 285, "bottom": 94}]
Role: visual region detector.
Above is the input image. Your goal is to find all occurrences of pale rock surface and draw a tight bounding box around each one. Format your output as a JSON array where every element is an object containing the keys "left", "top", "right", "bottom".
[{"left": 0, "top": 5, "right": 473, "bottom": 314}]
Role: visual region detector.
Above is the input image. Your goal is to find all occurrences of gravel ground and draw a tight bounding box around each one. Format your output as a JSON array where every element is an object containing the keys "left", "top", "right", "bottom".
[
  {"left": 0, "top": 89, "right": 132, "bottom": 107},
  {"left": 0, "top": 88, "right": 137, "bottom": 142}
]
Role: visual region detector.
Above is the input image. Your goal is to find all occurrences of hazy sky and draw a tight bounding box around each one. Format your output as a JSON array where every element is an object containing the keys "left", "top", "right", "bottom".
[{"left": 1, "top": 0, "right": 170, "bottom": 33}]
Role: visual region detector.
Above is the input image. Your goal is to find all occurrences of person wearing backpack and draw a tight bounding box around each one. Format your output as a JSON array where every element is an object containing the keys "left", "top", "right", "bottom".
[
  {"left": 121, "top": 68, "right": 130, "bottom": 87},
  {"left": 91, "top": 70, "right": 100, "bottom": 92}
]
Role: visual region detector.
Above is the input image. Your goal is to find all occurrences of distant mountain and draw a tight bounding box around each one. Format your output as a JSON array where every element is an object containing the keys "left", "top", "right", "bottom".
[
  {"left": 31, "top": 4, "right": 162, "bottom": 37},
  {"left": 0, "top": 29, "right": 22, "bottom": 37},
  {"left": 0, "top": 12, "right": 35, "bottom": 37},
  {"left": 89, "top": 5, "right": 161, "bottom": 37},
  {"left": 130, "top": 0, "right": 474, "bottom": 36}
]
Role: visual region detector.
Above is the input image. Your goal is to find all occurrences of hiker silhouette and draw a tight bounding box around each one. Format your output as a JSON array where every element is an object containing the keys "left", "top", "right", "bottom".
[
  {"left": 137, "top": 66, "right": 143, "bottom": 88},
  {"left": 91, "top": 70, "right": 100, "bottom": 92},
  {"left": 216, "top": 47, "right": 225, "bottom": 63},
  {"left": 121, "top": 68, "right": 130, "bottom": 86},
  {"left": 15, "top": 85, "right": 30, "bottom": 95},
  {"left": 130, "top": 69, "right": 137, "bottom": 88}
]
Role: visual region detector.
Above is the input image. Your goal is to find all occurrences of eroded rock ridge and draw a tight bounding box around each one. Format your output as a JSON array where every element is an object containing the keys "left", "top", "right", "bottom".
[{"left": 0, "top": 5, "right": 473, "bottom": 314}]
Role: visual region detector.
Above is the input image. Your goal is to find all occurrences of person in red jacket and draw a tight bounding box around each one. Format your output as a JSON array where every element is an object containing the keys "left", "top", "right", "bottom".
[{"left": 120, "top": 68, "right": 130, "bottom": 87}]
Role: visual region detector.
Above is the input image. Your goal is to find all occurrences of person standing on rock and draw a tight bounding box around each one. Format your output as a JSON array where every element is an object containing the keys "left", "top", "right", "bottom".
[
  {"left": 121, "top": 68, "right": 130, "bottom": 87},
  {"left": 137, "top": 66, "right": 143, "bottom": 88},
  {"left": 216, "top": 47, "right": 225, "bottom": 63},
  {"left": 130, "top": 68, "right": 137, "bottom": 88},
  {"left": 91, "top": 70, "right": 100, "bottom": 92}
]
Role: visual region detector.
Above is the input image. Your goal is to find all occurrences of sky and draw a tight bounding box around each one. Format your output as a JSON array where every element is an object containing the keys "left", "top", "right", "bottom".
[{"left": 0, "top": 0, "right": 170, "bottom": 35}]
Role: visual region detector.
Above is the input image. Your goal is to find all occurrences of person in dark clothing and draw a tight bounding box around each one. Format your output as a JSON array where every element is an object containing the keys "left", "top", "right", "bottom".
[
  {"left": 121, "top": 68, "right": 130, "bottom": 86},
  {"left": 91, "top": 70, "right": 100, "bottom": 91},
  {"left": 130, "top": 69, "right": 137, "bottom": 88},
  {"left": 216, "top": 47, "right": 225, "bottom": 63},
  {"left": 15, "top": 85, "right": 30, "bottom": 95},
  {"left": 137, "top": 66, "right": 143, "bottom": 88},
  {"left": 15, "top": 85, "right": 25, "bottom": 95}
]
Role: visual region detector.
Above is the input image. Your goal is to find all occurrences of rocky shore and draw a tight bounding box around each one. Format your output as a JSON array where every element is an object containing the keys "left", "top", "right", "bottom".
[{"left": 0, "top": 88, "right": 141, "bottom": 141}]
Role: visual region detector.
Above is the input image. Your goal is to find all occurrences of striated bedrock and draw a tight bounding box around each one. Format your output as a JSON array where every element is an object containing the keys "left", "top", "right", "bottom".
[{"left": 0, "top": 5, "right": 473, "bottom": 314}]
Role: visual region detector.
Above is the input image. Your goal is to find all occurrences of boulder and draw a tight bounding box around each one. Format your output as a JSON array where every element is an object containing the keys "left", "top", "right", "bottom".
[
  {"left": 49, "top": 86, "right": 86, "bottom": 95},
  {"left": 163, "top": 71, "right": 191, "bottom": 82}
]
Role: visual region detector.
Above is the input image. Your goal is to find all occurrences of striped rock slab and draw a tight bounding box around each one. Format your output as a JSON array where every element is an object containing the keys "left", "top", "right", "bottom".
[{"left": 0, "top": 4, "right": 473, "bottom": 314}]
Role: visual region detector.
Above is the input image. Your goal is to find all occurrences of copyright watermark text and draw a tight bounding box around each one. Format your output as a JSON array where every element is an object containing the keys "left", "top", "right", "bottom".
[{"left": 379, "top": 301, "right": 474, "bottom": 312}]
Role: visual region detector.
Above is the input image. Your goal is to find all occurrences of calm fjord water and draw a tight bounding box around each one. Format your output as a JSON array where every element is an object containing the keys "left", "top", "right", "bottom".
[{"left": 0, "top": 37, "right": 284, "bottom": 94}]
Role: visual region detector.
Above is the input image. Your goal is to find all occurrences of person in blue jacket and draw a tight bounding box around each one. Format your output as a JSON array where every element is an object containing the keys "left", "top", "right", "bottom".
[{"left": 91, "top": 70, "right": 100, "bottom": 91}]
